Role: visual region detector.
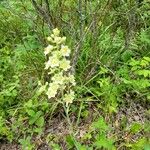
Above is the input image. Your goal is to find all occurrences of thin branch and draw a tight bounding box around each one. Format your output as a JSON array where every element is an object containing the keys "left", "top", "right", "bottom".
[
  {"left": 70, "top": 0, "right": 84, "bottom": 74},
  {"left": 44, "top": 0, "right": 54, "bottom": 28},
  {"left": 71, "top": 21, "right": 94, "bottom": 74},
  {"left": 31, "top": 0, "right": 53, "bottom": 29}
]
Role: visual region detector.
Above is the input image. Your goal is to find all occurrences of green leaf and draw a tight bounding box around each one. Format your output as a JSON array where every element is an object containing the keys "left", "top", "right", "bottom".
[
  {"left": 77, "top": 144, "right": 93, "bottom": 150},
  {"left": 121, "top": 50, "right": 133, "bottom": 62},
  {"left": 130, "top": 123, "right": 143, "bottom": 134},
  {"left": 140, "top": 59, "right": 149, "bottom": 67},
  {"left": 129, "top": 59, "right": 140, "bottom": 66},
  {"left": 26, "top": 109, "right": 35, "bottom": 117},
  {"left": 99, "top": 67, "right": 108, "bottom": 74},
  {"left": 51, "top": 143, "right": 61, "bottom": 150},
  {"left": 131, "top": 137, "right": 148, "bottom": 150},
  {"left": 144, "top": 144, "right": 150, "bottom": 150},
  {"left": 135, "top": 70, "right": 150, "bottom": 77},
  {"left": 35, "top": 116, "right": 44, "bottom": 127},
  {"left": 143, "top": 57, "right": 150, "bottom": 62},
  {"left": 66, "top": 135, "right": 74, "bottom": 149},
  {"left": 34, "top": 127, "right": 43, "bottom": 134},
  {"left": 24, "top": 100, "right": 33, "bottom": 108},
  {"left": 29, "top": 111, "right": 42, "bottom": 125},
  {"left": 94, "top": 133, "right": 115, "bottom": 150},
  {"left": 92, "top": 117, "right": 108, "bottom": 131}
]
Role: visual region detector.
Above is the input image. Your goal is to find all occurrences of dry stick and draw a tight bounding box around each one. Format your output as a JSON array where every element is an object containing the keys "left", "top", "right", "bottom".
[
  {"left": 78, "top": 0, "right": 83, "bottom": 38},
  {"left": 71, "top": 21, "right": 94, "bottom": 74},
  {"left": 71, "top": 0, "right": 112, "bottom": 74},
  {"left": 125, "top": 5, "right": 137, "bottom": 50},
  {"left": 84, "top": 0, "right": 87, "bottom": 25},
  {"left": 44, "top": 0, "right": 54, "bottom": 28},
  {"left": 71, "top": 0, "right": 83, "bottom": 75},
  {"left": 38, "top": 0, "right": 47, "bottom": 44},
  {"left": 58, "top": 0, "right": 63, "bottom": 23},
  {"left": 71, "top": 0, "right": 93, "bottom": 74},
  {"left": 31, "top": 0, "right": 53, "bottom": 29}
]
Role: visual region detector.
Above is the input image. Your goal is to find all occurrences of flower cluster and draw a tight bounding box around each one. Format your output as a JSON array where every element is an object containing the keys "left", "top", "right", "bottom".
[{"left": 39, "top": 28, "right": 76, "bottom": 107}]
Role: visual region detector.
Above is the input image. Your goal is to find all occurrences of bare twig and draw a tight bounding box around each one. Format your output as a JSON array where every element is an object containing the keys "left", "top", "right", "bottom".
[
  {"left": 31, "top": 0, "right": 53, "bottom": 29},
  {"left": 70, "top": 0, "right": 84, "bottom": 74},
  {"left": 71, "top": 21, "right": 94, "bottom": 74}
]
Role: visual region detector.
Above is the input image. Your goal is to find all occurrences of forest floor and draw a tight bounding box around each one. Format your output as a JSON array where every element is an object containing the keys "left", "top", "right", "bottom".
[{"left": 0, "top": 100, "right": 149, "bottom": 150}]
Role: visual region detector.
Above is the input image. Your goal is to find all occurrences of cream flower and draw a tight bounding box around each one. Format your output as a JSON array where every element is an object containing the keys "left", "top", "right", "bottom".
[
  {"left": 63, "top": 90, "right": 75, "bottom": 106},
  {"left": 52, "top": 28, "right": 60, "bottom": 36},
  {"left": 51, "top": 34, "right": 55, "bottom": 38},
  {"left": 38, "top": 81, "right": 42, "bottom": 86},
  {"left": 60, "top": 59, "right": 71, "bottom": 71},
  {"left": 68, "top": 74, "right": 76, "bottom": 86},
  {"left": 42, "top": 28, "right": 76, "bottom": 105},
  {"left": 64, "top": 75, "right": 76, "bottom": 86},
  {"left": 48, "top": 68, "right": 57, "bottom": 75},
  {"left": 45, "top": 55, "right": 60, "bottom": 69},
  {"left": 61, "top": 37, "right": 66, "bottom": 43},
  {"left": 44, "top": 45, "right": 54, "bottom": 55},
  {"left": 52, "top": 72, "right": 64, "bottom": 85},
  {"left": 46, "top": 82, "right": 59, "bottom": 99},
  {"left": 53, "top": 36, "right": 62, "bottom": 44},
  {"left": 50, "top": 55, "right": 60, "bottom": 68},
  {"left": 38, "top": 82, "right": 48, "bottom": 94},
  {"left": 45, "top": 60, "right": 51, "bottom": 70},
  {"left": 60, "top": 45, "right": 71, "bottom": 57},
  {"left": 47, "top": 36, "right": 53, "bottom": 42},
  {"left": 52, "top": 51, "right": 61, "bottom": 58}
]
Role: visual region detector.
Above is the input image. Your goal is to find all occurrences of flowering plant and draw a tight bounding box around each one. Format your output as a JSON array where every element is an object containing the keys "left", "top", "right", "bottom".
[{"left": 38, "top": 28, "right": 76, "bottom": 107}]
